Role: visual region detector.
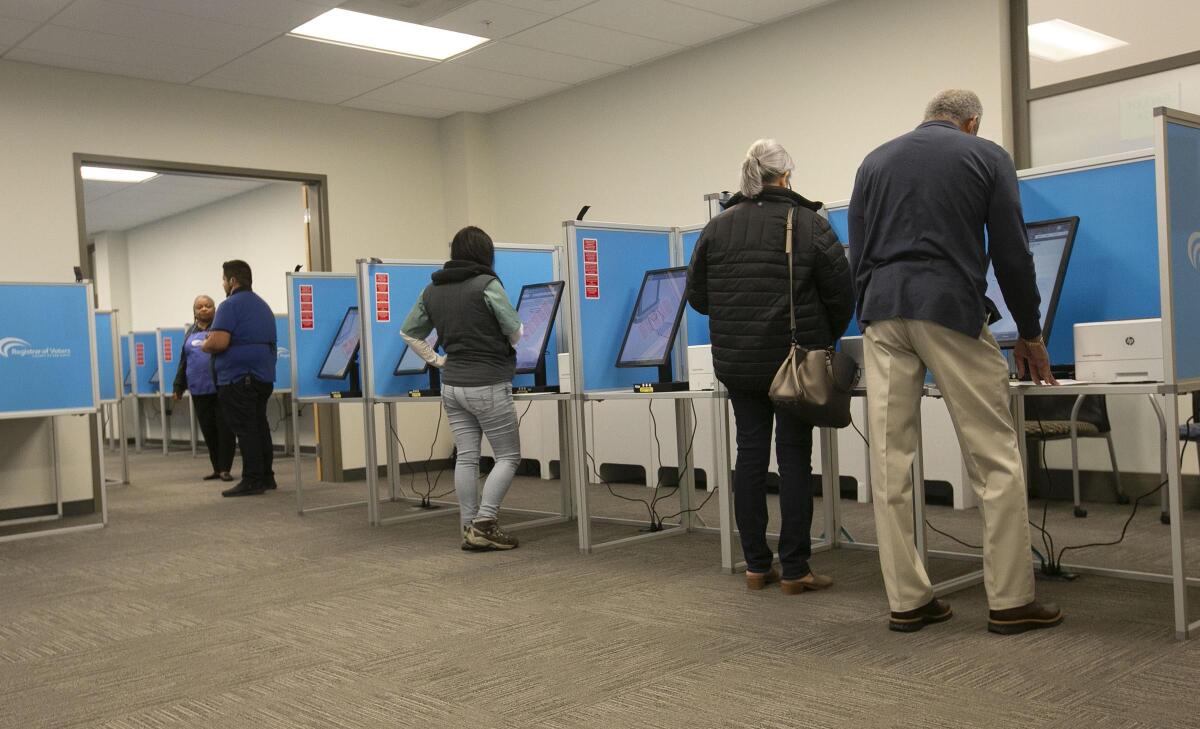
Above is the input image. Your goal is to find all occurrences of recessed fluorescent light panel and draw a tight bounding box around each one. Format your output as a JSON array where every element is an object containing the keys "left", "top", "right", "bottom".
[
  {"left": 80, "top": 166, "right": 158, "bottom": 183},
  {"left": 1028, "top": 19, "right": 1128, "bottom": 63},
  {"left": 289, "top": 8, "right": 488, "bottom": 61}
]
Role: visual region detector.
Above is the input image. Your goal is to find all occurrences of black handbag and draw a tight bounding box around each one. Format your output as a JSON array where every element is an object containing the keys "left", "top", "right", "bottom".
[{"left": 767, "top": 208, "right": 859, "bottom": 427}]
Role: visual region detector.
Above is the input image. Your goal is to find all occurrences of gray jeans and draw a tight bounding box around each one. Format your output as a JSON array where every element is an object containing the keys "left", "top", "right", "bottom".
[{"left": 442, "top": 383, "right": 521, "bottom": 526}]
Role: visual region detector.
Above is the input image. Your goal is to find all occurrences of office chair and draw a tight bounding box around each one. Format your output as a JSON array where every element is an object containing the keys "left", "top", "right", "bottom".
[{"left": 1025, "top": 394, "right": 1127, "bottom": 518}]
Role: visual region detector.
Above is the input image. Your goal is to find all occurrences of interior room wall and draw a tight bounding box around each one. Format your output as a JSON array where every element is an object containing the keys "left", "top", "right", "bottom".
[
  {"left": 0, "top": 58, "right": 448, "bottom": 511},
  {"left": 483, "top": 0, "right": 1013, "bottom": 244}
]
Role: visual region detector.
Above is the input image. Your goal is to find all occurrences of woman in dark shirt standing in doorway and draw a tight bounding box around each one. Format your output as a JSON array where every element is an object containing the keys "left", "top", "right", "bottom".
[{"left": 173, "top": 295, "right": 235, "bottom": 482}]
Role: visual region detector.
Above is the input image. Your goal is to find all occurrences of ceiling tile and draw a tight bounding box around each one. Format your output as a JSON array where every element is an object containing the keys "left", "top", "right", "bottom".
[
  {"left": 194, "top": 57, "right": 395, "bottom": 105},
  {"left": 52, "top": 0, "right": 278, "bottom": 56},
  {"left": 492, "top": 0, "right": 594, "bottom": 13},
  {"left": 235, "top": 35, "right": 435, "bottom": 81},
  {"left": 0, "top": 15, "right": 37, "bottom": 51},
  {"left": 99, "top": 0, "right": 335, "bottom": 33},
  {"left": 455, "top": 41, "right": 623, "bottom": 84},
  {"left": 566, "top": 0, "right": 751, "bottom": 46},
  {"left": 340, "top": 0, "right": 473, "bottom": 25},
  {"left": 349, "top": 80, "right": 520, "bottom": 114},
  {"left": 6, "top": 47, "right": 199, "bottom": 83},
  {"left": 506, "top": 17, "right": 682, "bottom": 66},
  {"left": 664, "top": 0, "right": 834, "bottom": 24},
  {"left": 17, "top": 24, "right": 231, "bottom": 76},
  {"left": 405, "top": 62, "right": 568, "bottom": 100},
  {"left": 0, "top": 0, "right": 72, "bottom": 23},
  {"left": 428, "top": 1, "right": 552, "bottom": 40},
  {"left": 83, "top": 179, "right": 134, "bottom": 204},
  {"left": 86, "top": 175, "right": 275, "bottom": 234}
]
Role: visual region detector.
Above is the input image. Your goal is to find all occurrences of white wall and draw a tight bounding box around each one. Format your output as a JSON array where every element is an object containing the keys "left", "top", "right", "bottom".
[
  {"left": 123, "top": 182, "right": 305, "bottom": 329},
  {"left": 484, "top": 0, "right": 1012, "bottom": 243},
  {"left": 0, "top": 58, "right": 447, "bottom": 510}
]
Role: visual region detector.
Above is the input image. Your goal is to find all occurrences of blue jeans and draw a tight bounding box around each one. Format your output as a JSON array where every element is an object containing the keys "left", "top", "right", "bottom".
[
  {"left": 442, "top": 383, "right": 521, "bottom": 526},
  {"left": 729, "top": 391, "right": 814, "bottom": 580}
]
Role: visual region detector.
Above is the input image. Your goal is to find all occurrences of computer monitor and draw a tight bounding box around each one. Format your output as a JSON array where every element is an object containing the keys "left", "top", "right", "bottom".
[
  {"left": 394, "top": 329, "right": 439, "bottom": 376},
  {"left": 148, "top": 366, "right": 159, "bottom": 386},
  {"left": 616, "top": 267, "right": 689, "bottom": 382},
  {"left": 318, "top": 307, "right": 361, "bottom": 380},
  {"left": 514, "top": 281, "right": 564, "bottom": 376},
  {"left": 984, "top": 216, "right": 1078, "bottom": 348}
]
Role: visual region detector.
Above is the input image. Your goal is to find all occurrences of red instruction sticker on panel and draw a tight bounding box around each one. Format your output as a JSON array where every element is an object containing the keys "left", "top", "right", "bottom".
[
  {"left": 582, "top": 238, "right": 600, "bottom": 299},
  {"left": 299, "top": 284, "right": 315, "bottom": 330},
  {"left": 135, "top": 343, "right": 145, "bottom": 366},
  {"left": 375, "top": 272, "right": 390, "bottom": 323},
  {"left": 163, "top": 337, "right": 173, "bottom": 363}
]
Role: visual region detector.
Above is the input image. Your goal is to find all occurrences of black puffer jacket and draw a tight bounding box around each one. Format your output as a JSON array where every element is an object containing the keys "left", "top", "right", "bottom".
[{"left": 686, "top": 186, "right": 855, "bottom": 394}]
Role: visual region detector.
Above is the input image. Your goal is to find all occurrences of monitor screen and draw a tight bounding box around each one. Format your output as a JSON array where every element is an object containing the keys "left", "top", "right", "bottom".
[
  {"left": 514, "top": 281, "right": 564, "bottom": 374},
  {"left": 984, "top": 217, "right": 1078, "bottom": 347},
  {"left": 148, "top": 366, "right": 159, "bottom": 386},
  {"left": 318, "top": 307, "right": 361, "bottom": 380},
  {"left": 616, "top": 267, "right": 689, "bottom": 368},
  {"left": 394, "top": 329, "right": 439, "bottom": 376}
]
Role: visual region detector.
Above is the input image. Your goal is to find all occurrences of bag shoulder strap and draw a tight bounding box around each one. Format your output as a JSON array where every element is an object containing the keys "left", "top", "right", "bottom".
[{"left": 785, "top": 207, "right": 796, "bottom": 341}]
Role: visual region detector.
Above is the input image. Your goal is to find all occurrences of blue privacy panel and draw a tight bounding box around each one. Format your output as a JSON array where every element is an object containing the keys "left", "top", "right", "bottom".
[
  {"left": 0, "top": 283, "right": 96, "bottom": 417},
  {"left": 157, "top": 327, "right": 185, "bottom": 396},
  {"left": 1166, "top": 123, "right": 1200, "bottom": 382},
  {"left": 1019, "top": 159, "right": 1158, "bottom": 364},
  {"left": 681, "top": 229, "right": 710, "bottom": 346},
  {"left": 132, "top": 331, "right": 158, "bottom": 395},
  {"left": 95, "top": 312, "right": 118, "bottom": 403},
  {"left": 494, "top": 248, "right": 559, "bottom": 388},
  {"left": 574, "top": 227, "right": 672, "bottom": 391},
  {"left": 363, "top": 262, "right": 440, "bottom": 399},
  {"left": 289, "top": 275, "right": 358, "bottom": 400},
  {"left": 120, "top": 334, "right": 132, "bottom": 395},
  {"left": 274, "top": 315, "right": 291, "bottom": 391},
  {"left": 825, "top": 207, "right": 861, "bottom": 338}
]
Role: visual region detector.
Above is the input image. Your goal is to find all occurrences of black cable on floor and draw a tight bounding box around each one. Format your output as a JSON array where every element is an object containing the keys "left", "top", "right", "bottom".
[
  {"left": 429, "top": 400, "right": 536, "bottom": 502},
  {"left": 649, "top": 400, "right": 700, "bottom": 528},
  {"left": 584, "top": 450, "right": 656, "bottom": 525},
  {"left": 386, "top": 417, "right": 417, "bottom": 499},
  {"left": 418, "top": 407, "right": 444, "bottom": 501}
]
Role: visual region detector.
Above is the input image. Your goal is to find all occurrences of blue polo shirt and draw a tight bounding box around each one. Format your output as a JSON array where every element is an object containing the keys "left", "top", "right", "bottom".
[{"left": 210, "top": 287, "right": 277, "bottom": 385}]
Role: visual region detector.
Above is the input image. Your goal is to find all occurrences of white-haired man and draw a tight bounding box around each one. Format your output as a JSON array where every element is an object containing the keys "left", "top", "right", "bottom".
[{"left": 848, "top": 89, "right": 1063, "bottom": 634}]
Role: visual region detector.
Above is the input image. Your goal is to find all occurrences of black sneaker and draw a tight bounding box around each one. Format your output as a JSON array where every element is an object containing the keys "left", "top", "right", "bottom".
[
  {"left": 222, "top": 481, "right": 264, "bottom": 497},
  {"left": 466, "top": 519, "right": 519, "bottom": 550},
  {"left": 461, "top": 525, "right": 491, "bottom": 552}
]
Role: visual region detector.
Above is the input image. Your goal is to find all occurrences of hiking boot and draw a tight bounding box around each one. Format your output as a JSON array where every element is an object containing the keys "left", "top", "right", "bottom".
[
  {"left": 890, "top": 598, "right": 953, "bottom": 633},
  {"left": 461, "top": 525, "right": 491, "bottom": 552},
  {"left": 466, "top": 519, "right": 519, "bottom": 550},
  {"left": 781, "top": 572, "right": 834, "bottom": 595},
  {"left": 746, "top": 567, "right": 780, "bottom": 590},
  {"left": 988, "top": 601, "right": 1063, "bottom": 635}
]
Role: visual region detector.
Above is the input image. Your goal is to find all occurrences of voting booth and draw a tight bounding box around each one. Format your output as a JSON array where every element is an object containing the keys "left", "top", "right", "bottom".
[
  {"left": 0, "top": 282, "right": 107, "bottom": 541},
  {"left": 95, "top": 310, "right": 129, "bottom": 485}
]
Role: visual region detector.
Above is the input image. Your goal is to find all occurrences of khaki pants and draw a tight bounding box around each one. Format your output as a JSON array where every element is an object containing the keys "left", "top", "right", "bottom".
[{"left": 864, "top": 318, "right": 1035, "bottom": 612}]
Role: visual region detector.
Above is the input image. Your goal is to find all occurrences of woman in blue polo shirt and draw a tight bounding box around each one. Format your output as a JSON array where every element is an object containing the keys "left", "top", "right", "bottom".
[{"left": 173, "top": 295, "right": 235, "bottom": 482}]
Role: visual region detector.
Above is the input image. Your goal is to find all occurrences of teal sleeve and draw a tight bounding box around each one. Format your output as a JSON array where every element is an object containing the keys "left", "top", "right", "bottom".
[
  {"left": 400, "top": 294, "right": 434, "bottom": 339},
  {"left": 482, "top": 280, "right": 522, "bottom": 336}
]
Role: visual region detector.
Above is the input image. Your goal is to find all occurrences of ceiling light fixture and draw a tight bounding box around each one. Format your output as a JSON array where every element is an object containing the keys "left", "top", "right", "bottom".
[
  {"left": 1028, "top": 19, "right": 1128, "bottom": 63},
  {"left": 289, "top": 8, "right": 488, "bottom": 61},
  {"left": 80, "top": 166, "right": 158, "bottom": 183}
]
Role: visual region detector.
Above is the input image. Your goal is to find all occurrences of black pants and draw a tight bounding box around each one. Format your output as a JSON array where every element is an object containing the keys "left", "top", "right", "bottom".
[
  {"left": 729, "top": 391, "right": 815, "bottom": 579},
  {"left": 192, "top": 393, "right": 235, "bottom": 475},
  {"left": 218, "top": 377, "right": 275, "bottom": 487}
]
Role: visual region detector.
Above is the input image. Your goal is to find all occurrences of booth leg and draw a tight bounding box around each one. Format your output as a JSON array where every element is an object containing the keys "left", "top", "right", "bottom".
[
  {"left": 673, "top": 399, "right": 695, "bottom": 531},
  {"left": 820, "top": 427, "right": 841, "bottom": 549},
  {"left": 557, "top": 400, "right": 574, "bottom": 519},
  {"left": 713, "top": 390, "right": 737, "bottom": 573},
  {"left": 569, "top": 397, "right": 592, "bottom": 553},
  {"left": 363, "top": 400, "right": 381, "bottom": 526},
  {"left": 134, "top": 398, "right": 143, "bottom": 453},
  {"left": 160, "top": 394, "right": 168, "bottom": 456},
  {"left": 385, "top": 402, "right": 398, "bottom": 502},
  {"left": 1163, "top": 394, "right": 1192, "bottom": 639},
  {"left": 293, "top": 397, "right": 305, "bottom": 515},
  {"left": 117, "top": 398, "right": 130, "bottom": 484}
]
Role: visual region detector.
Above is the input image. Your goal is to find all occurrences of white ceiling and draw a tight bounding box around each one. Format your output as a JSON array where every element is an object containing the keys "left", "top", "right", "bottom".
[
  {"left": 0, "top": 0, "right": 837, "bottom": 118},
  {"left": 84, "top": 173, "right": 278, "bottom": 234}
]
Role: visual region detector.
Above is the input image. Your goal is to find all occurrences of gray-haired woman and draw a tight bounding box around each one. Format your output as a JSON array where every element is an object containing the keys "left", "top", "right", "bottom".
[{"left": 687, "top": 139, "right": 855, "bottom": 593}]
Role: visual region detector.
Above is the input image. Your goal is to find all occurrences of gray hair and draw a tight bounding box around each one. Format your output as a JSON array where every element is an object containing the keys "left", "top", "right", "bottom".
[
  {"left": 923, "top": 89, "right": 983, "bottom": 125},
  {"left": 740, "top": 138, "right": 794, "bottom": 198}
]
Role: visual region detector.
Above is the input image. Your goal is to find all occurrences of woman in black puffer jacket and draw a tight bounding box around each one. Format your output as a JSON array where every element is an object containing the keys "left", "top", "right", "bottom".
[{"left": 687, "top": 139, "right": 854, "bottom": 594}]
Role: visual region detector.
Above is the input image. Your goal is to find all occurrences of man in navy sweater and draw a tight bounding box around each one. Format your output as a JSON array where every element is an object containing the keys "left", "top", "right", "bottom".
[{"left": 849, "top": 89, "right": 1063, "bottom": 635}]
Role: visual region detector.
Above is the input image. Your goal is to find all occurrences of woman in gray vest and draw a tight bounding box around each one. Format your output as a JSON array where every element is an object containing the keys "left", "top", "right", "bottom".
[{"left": 400, "top": 227, "right": 524, "bottom": 551}]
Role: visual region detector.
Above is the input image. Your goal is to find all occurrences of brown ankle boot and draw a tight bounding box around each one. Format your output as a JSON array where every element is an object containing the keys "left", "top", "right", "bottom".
[
  {"left": 746, "top": 567, "right": 780, "bottom": 590},
  {"left": 988, "top": 601, "right": 1063, "bottom": 635},
  {"left": 890, "top": 598, "right": 953, "bottom": 632},
  {"left": 781, "top": 572, "right": 833, "bottom": 595}
]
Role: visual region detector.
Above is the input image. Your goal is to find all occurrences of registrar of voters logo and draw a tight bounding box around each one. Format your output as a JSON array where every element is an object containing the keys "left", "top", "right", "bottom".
[
  {"left": 1188, "top": 231, "right": 1200, "bottom": 272},
  {"left": 0, "top": 336, "right": 71, "bottom": 359}
]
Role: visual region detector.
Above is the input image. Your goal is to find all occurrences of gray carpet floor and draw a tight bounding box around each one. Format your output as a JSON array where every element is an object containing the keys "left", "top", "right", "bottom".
[{"left": 4, "top": 450, "right": 1200, "bottom": 728}]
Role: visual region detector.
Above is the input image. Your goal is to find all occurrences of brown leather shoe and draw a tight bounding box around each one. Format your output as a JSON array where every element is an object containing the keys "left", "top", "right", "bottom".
[
  {"left": 781, "top": 572, "right": 833, "bottom": 595},
  {"left": 988, "top": 601, "right": 1063, "bottom": 635},
  {"left": 890, "top": 598, "right": 953, "bottom": 632},
  {"left": 746, "top": 567, "right": 780, "bottom": 590}
]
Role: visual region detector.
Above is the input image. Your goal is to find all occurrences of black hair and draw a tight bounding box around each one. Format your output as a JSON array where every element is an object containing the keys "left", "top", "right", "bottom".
[
  {"left": 222, "top": 259, "right": 253, "bottom": 288},
  {"left": 450, "top": 226, "right": 494, "bottom": 268}
]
